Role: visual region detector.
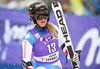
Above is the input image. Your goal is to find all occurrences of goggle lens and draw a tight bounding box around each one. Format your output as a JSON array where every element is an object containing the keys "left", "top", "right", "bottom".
[{"left": 35, "top": 14, "right": 49, "bottom": 20}]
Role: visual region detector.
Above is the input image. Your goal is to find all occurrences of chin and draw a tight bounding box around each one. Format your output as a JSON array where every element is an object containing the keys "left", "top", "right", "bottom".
[
  {"left": 42, "top": 24, "right": 46, "bottom": 27},
  {"left": 41, "top": 26, "right": 46, "bottom": 28}
]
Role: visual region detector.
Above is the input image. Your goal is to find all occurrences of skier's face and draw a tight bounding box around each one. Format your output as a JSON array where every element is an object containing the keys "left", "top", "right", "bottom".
[{"left": 36, "top": 16, "right": 48, "bottom": 28}]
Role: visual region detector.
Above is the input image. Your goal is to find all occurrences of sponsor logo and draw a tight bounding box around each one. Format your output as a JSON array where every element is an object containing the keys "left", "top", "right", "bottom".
[{"left": 76, "top": 28, "right": 100, "bottom": 66}]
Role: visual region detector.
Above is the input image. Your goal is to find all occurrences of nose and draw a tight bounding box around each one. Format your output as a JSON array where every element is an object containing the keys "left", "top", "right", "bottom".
[{"left": 41, "top": 18, "right": 46, "bottom": 20}]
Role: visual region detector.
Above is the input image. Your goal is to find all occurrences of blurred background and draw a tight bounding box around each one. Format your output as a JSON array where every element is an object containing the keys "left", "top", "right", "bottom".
[
  {"left": 0, "top": 0, "right": 100, "bottom": 15},
  {"left": 0, "top": 0, "right": 100, "bottom": 69}
]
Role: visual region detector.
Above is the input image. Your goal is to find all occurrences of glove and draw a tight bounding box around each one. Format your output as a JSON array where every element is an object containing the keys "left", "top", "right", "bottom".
[
  {"left": 73, "top": 50, "right": 81, "bottom": 63},
  {"left": 21, "top": 60, "right": 33, "bottom": 69}
]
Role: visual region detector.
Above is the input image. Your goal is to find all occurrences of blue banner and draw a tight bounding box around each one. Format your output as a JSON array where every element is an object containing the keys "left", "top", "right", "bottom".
[{"left": 0, "top": 9, "right": 100, "bottom": 69}]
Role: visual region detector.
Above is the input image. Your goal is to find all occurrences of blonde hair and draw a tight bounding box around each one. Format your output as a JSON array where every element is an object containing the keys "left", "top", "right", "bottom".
[{"left": 47, "top": 23, "right": 57, "bottom": 39}]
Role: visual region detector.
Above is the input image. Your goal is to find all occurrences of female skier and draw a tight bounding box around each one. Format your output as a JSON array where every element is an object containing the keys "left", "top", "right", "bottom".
[{"left": 21, "top": 1, "right": 80, "bottom": 69}]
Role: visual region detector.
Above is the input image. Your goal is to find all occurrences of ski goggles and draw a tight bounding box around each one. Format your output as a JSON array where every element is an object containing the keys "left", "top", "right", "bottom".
[
  {"left": 35, "top": 11, "right": 49, "bottom": 20},
  {"left": 35, "top": 14, "right": 49, "bottom": 20}
]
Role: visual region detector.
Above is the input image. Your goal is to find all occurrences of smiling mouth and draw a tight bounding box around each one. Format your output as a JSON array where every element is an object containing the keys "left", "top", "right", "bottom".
[{"left": 41, "top": 21, "right": 45, "bottom": 23}]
